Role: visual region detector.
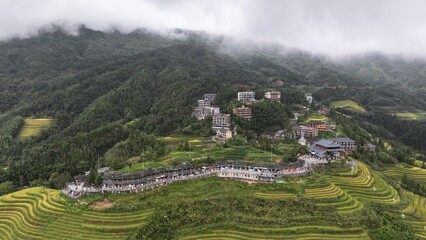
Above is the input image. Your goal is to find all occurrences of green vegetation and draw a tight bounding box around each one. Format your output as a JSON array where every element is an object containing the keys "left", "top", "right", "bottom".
[
  {"left": 1, "top": 25, "right": 426, "bottom": 239},
  {"left": 402, "top": 191, "right": 426, "bottom": 239},
  {"left": 385, "top": 165, "right": 426, "bottom": 185},
  {"left": 18, "top": 118, "right": 54, "bottom": 137},
  {"left": 331, "top": 100, "right": 366, "bottom": 112},
  {"left": 394, "top": 112, "right": 426, "bottom": 120},
  {"left": 330, "top": 162, "right": 399, "bottom": 204},
  {"left": 166, "top": 145, "right": 282, "bottom": 164},
  {"left": 304, "top": 114, "right": 329, "bottom": 123},
  {"left": 0, "top": 187, "right": 154, "bottom": 239},
  {"left": 1, "top": 160, "right": 424, "bottom": 239}
]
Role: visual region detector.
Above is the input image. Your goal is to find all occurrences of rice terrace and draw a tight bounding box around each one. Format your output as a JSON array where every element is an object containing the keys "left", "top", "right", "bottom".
[
  {"left": 330, "top": 100, "right": 366, "bottom": 113},
  {"left": 18, "top": 118, "right": 54, "bottom": 138},
  {"left": 1, "top": 160, "right": 425, "bottom": 239}
]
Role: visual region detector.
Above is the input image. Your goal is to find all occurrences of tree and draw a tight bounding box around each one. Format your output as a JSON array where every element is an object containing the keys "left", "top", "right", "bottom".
[
  {"left": 88, "top": 168, "right": 96, "bottom": 184},
  {"left": 401, "top": 173, "right": 408, "bottom": 185},
  {"left": 0, "top": 181, "right": 14, "bottom": 195},
  {"left": 95, "top": 174, "right": 103, "bottom": 185}
]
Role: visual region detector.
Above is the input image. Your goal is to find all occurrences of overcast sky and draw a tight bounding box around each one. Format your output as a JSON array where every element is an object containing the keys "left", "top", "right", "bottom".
[{"left": 1, "top": 0, "right": 426, "bottom": 56}]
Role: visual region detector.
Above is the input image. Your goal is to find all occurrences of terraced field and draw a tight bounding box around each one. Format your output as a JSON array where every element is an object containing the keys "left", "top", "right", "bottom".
[
  {"left": 255, "top": 161, "right": 397, "bottom": 215},
  {"left": 180, "top": 224, "right": 370, "bottom": 240},
  {"left": 0, "top": 187, "right": 153, "bottom": 240},
  {"left": 18, "top": 118, "right": 54, "bottom": 137},
  {"left": 254, "top": 183, "right": 362, "bottom": 214},
  {"left": 331, "top": 100, "right": 366, "bottom": 112},
  {"left": 305, "top": 184, "right": 363, "bottom": 214},
  {"left": 384, "top": 165, "right": 426, "bottom": 184},
  {"left": 402, "top": 191, "right": 426, "bottom": 239},
  {"left": 330, "top": 162, "right": 400, "bottom": 204},
  {"left": 0, "top": 164, "right": 416, "bottom": 239}
]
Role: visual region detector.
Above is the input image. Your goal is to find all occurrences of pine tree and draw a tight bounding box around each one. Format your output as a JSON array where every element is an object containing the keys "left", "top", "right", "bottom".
[
  {"left": 88, "top": 168, "right": 96, "bottom": 184},
  {"left": 401, "top": 173, "right": 408, "bottom": 185}
]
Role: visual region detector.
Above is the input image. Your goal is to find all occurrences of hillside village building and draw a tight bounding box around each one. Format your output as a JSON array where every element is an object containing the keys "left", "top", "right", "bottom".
[
  {"left": 328, "top": 137, "right": 357, "bottom": 152},
  {"left": 307, "top": 120, "right": 327, "bottom": 131},
  {"left": 308, "top": 139, "right": 347, "bottom": 160},
  {"left": 197, "top": 99, "right": 211, "bottom": 108},
  {"left": 238, "top": 91, "right": 255, "bottom": 103},
  {"left": 192, "top": 106, "right": 220, "bottom": 120},
  {"left": 294, "top": 126, "right": 319, "bottom": 138},
  {"left": 204, "top": 93, "right": 216, "bottom": 101},
  {"left": 192, "top": 94, "right": 219, "bottom": 120},
  {"left": 264, "top": 91, "right": 281, "bottom": 101},
  {"left": 233, "top": 106, "right": 252, "bottom": 120},
  {"left": 212, "top": 127, "right": 233, "bottom": 142},
  {"left": 318, "top": 107, "right": 331, "bottom": 115},
  {"left": 212, "top": 113, "right": 231, "bottom": 127}
]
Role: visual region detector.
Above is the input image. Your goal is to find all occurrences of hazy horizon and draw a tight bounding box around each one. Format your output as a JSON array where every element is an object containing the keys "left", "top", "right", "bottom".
[{"left": 1, "top": 0, "right": 426, "bottom": 57}]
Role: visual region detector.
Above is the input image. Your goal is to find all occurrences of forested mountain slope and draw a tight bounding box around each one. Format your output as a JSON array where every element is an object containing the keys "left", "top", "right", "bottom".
[{"left": 0, "top": 26, "right": 425, "bottom": 194}]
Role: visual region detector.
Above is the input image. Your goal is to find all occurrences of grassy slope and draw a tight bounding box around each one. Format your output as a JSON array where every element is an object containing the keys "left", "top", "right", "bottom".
[{"left": 165, "top": 145, "right": 282, "bottom": 164}]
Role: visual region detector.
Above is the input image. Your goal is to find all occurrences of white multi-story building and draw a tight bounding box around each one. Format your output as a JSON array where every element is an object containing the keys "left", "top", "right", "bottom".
[
  {"left": 265, "top": 91, "right": 281, "bottom": 101},
  {"left": 204, "top": 94, "right": 217, "bottom": 101},
  {"left": 238, "top": 91, "right": 255, "bottom": 102},
  {"left": 197, "top": 99, "right": 211, "bottom": 108},
  {"left": 212, "top": 113, "right": 231, "bottom": 127},
  {"left": 192, "top": 107, "right": 220, "bottom": 120}
]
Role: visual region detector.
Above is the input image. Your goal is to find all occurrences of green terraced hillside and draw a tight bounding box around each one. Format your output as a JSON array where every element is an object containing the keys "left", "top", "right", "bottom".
[
  {"left": 330, "top": 162, "right": 400, "bottom": 204},
  {"left": 0, "top": 187, "right": 153, "bottom": 240},
  {"left": 384, "top": 165, "right": 426, "bottom": 184},
  {"left": 1, "top": 162, "right": 424, "bottom": 239}
]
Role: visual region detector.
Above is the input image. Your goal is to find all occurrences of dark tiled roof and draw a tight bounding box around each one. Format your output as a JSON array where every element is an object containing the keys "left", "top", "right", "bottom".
[
  {"left": 308, "top": 120, "right": 326, "bottom": 124},
  {"left": 328, "top": 137, "right": 355, "bottom": 143},
  {"left": 316, "top": 139, "right": 342, "bottom": 148}
]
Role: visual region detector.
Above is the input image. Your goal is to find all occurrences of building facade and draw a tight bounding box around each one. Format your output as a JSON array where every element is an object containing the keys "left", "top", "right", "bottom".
[
  {"left": 307, "top": 120, "right": 327, "bottom": 131},
  {"left": 197, "top": 99, "right": 211, "bottom": 108},
  {"left": 212, "top": 127, "right": 233, "bottom": 142},
  {"left": 204, "top": 93, "right": 217, "bottom": 101},
  {"left": 233, "top": 106, "right": 252, "bottom": 120},
  {"left": 294, "top": 126, "right": 319, "bottom": 138},
  {"left": 328, "top": 137, "right": 357, "bottom": 152},
  {"left": 308, "top": 139, "right": 347, "bottom": 160},
  {"left": 192, "top": 107, "right": 220, "bottom": 120},
  {"left": 238, "top": 91, "right": 255, "bottom": 102},
  {"left": 264, "top": 91, "right": 281, "bottom": 101},
  {"left": 212, "top": 113, "right": 231, "bottom": 126}
]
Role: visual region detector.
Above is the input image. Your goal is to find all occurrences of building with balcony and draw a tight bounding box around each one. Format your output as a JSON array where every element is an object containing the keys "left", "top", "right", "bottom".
[
  {"left": 233, "top": 106, "right": 251, "bottom": 120},
  {"left": 212, "top": 113, "right": 231, "bottom": 127},
  {"left": 264, "top": 91, "right": 281, "bottom": 101},
  {"left": 237, "top": 91, "right": 255, "bottom": 103}
]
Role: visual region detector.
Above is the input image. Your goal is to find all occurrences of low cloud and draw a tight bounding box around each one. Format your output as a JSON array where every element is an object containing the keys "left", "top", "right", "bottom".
[{"left": 1, "top": 0, "right": 426, "bottom": 56}]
